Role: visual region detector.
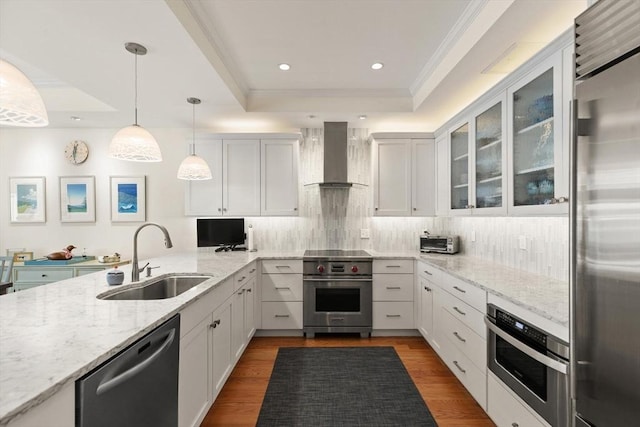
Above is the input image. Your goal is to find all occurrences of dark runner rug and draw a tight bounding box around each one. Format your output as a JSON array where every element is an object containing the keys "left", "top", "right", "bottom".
[{"left": 256, "top": 347, "right": 438, "bottom": 426}]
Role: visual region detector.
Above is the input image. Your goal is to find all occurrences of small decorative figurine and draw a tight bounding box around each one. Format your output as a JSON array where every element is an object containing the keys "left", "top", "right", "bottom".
[{"left": 46, "top": 245, "right": 76, "bottom": 260}]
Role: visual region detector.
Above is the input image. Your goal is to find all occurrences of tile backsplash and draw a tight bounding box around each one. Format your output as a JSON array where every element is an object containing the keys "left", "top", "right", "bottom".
[{"left": 247, "top": 127, "right": 568, "bottom": 281}]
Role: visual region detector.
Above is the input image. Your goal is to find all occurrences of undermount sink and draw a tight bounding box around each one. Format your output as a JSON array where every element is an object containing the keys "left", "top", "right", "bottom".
[{"left": 99, "top": 274, "right": 212, "bottom": 301}]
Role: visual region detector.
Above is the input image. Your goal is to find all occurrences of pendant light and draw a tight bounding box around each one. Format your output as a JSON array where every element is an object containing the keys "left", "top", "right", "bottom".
[
  {"left": 0, "top": 59, "right": 48, "bottom": 127},
  {"left": 177, "top": 97, "right": 212, "bottom": 180},
  {"left": 109, "top": 42, "right": 162, "bottom": 162}
]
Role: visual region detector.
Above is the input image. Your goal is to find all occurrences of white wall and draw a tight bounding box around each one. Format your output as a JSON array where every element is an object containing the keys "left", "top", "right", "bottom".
[{"left": 0, "top": 127, "right": 198, "bottom": 261}]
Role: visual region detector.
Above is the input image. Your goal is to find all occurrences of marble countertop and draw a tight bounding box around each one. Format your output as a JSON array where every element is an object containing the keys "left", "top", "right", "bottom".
[{"left": 0, "top": 249, "right": 567, "bottom": 424}]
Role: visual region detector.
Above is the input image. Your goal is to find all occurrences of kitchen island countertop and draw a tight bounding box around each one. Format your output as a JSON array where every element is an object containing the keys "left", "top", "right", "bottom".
[{"left": 0, "top": 249, "right": 567, "bottom": 425}]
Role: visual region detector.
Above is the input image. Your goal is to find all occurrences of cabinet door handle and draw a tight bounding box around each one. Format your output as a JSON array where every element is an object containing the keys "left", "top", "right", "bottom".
[
  {"left": 223, "top": 208, "right": 227, "bottom": 212},
  {"left": 238, "top": 276, "right": 246, "bottom": 282},
  {"left": 453, "top": 306, "right": 466, "bottom": 316},
  {"left": 386, "top": 286, "right": 401, "bottom": 290},
  {"left": 275, "top": 286, "right": 291, "bottom": 290},
  {"left": 453, "top": 360, "right": 466, "bottom": 373},
  {"left": 249, "top": 268, "right": 256, "bottom": 273},
  {"left": 41, "top": 274, "right": 47, "bottom": 277},
  {"left": 274, "top": 314, "right": 290, "bottom": 318},
  {"left": 293, "top": 207, "right": 298, "bottom": 211},
  {"left": 453, "top": 331, "right": 466, "bottom": 343},
  {"left": 423, "top": 270, "right": 432, "bottom": 276},
  {"left": 237, "top": 289, "right": 245, "bottom": 295},
  {"left": 424, "top": 286, "right": 431, "bottom": 292},
  {"left": 386, "top": 314, "right": 401, "bottom": 318},
  {"left": 511, "top": 423, "right": 519, "bottom": 427},
  {"left": 218, "top": 208, "right": 222, "bottom": 212},
  {"left": 453, "top": 286, "right": 466, "bottom": 294},
  {"left": 375, "top": 207, "right": 379, "bottom": 211},
  {"left": 413, "top": 207, "right": 417, "bottom": 211},
  {"left": 246, "top": 288, "right": 252, "bottom": 293},
  {"left": 210, "top": 319, "right": 221, "bottom": 329}
]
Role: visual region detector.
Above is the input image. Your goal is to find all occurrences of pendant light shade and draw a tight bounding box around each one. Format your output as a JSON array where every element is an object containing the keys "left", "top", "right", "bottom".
[
  {"left": 177, "top": 97, "right": 212, "bottom": 180},
  {"left": 109, "top": 42, "right": 162, "bottom": 162},
  {"left": 0, "top": 59, "right": 49, "bottom": 127}
]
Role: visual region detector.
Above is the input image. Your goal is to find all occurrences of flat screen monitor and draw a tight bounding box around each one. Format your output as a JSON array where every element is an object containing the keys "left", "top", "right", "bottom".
[{"left": 197, "top": 218, "right": 245, "bottom": 248}]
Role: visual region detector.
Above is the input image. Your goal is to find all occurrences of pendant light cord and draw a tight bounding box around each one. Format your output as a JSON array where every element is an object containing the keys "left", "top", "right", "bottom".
[
  {"left": 191, "top": 101, "right": 196, "bottom": 156},
  {"left": 134, "top": 51, "right": 138, "bottom": 125}
]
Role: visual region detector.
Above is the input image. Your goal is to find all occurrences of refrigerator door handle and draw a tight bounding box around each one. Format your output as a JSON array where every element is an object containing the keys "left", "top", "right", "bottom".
[{"left": 486, "top": 318, "right": 568, "bottom": 374}]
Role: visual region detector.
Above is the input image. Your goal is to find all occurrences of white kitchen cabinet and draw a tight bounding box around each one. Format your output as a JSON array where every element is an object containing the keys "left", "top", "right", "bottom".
[
  {"left": 231, "top": 262, "right": 257, "bottom": 360},
  {"left": 372, "top": 259, "right": 414, "bottom": 330},
  {"left": 417, "top": 268, "right": 435, "bottom": 346},
  {"left": 372, "top": 135, "right": 435, "bottom": 216},
  {"left": 435, "top": 134, "right": 449, "bottom": 216},
  {"left": 5, "top": 382, "right": 74, "bottom": 427},
  {"left": 487, "top": 372, "right": 550, "bottom": 427},
  {"left": 261, "top": 259, "right": 303, "bottom": 330},
  {"left": 261, "top": 139, "right": 299, "bottom": 216},
  {"left": 184, "top": 138, "right": 260, "bottom": 216},
  {"left": 178, "top": 277, "right": 234, "bottom": 427},
  {"left": 507, "top": 51, "right": 569, "bottom": 215},
  {"left": 449, "top": 93, "right": 508, "bottom": 216}
]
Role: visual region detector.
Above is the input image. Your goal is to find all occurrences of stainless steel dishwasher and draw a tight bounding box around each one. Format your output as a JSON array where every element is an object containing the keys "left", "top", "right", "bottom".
[{"left": 76, "top": 314, "right": 180, "bottom": 427}]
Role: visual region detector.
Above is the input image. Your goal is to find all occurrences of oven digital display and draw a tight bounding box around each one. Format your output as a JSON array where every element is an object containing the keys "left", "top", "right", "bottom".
[{"left": 515, "top": 321, "right": 524, "bottom": 330}]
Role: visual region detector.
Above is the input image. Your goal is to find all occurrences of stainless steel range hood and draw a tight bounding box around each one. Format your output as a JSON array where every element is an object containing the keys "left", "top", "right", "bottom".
[{"left": 318, "top": 122, "right": 357, "bottom": 188}]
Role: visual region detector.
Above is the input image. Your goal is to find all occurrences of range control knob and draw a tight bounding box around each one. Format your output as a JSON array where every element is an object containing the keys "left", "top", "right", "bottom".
[
  {"left": 317, "top": 265, "right": 325, "bottom": 273},
  {"left": 351, "top": 265, "right": 359, "bottom": 273}
]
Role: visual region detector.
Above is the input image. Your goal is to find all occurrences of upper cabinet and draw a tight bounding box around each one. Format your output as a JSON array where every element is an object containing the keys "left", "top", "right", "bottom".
[
  {"left": 261, "top": 140, "right": 299, "bottom": 216},
  {"left": 507, "top": 52, "right": 568, "bottom": 214},
  {"left": 438, "top": 34, "right": 573, "bottom": 216},
  {"left": 185, "top": 135, "right": 300, "bottom": 217},
  {"left": 372, "top": 135, "right": 435, "bottom": 216}
]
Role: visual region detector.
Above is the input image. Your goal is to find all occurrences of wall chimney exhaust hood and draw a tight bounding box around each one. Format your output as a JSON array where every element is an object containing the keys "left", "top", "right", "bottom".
[{"left": 310, "top": 122, "right": 366, "bottom": 189}]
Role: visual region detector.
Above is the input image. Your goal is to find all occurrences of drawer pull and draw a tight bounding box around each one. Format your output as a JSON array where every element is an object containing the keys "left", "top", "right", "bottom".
[
  {"left": 386, "top": 286, "right": 401, "bottom": 290},
  {"left": 511, "top": 424, "right": 519, "bottom": 427},
  {"left": 249, "top": 268, "right": 256, "bottom": 273},
  {"left": 237, "top": 289, "right": 245, "bottom": 295},
  {"left": 424, "top": 286, "right": 431, "bottom": 292},
  {"left": 453, "top": 306, "right": 466, "bottom": 316},
  {"left": 42, "top": 274, "right": 47, "bottom": 277},
  {"left": 275, "top": 265, "right": 291, "bottom": 269},
  {"left": 423, "top": 270, "right": 432, "bottom": 276},
  {"left": 246, "top": 288, "right": 252, "bottom": 293},
  {"left": 386, "top": 265, "right": 402, "bottom": 268},
  {"left": 275, "top": 286, "right": 291, "bottom": 290},
  {"left": 210, "top": 319, "right": 221, "bottom": 329},
  {"left": 386, "top": 314, "right": 401, "bottom": 318},
  {"left": 453, "top": 286, "right": 466, "bottom": 293},
  {"left": 453, "top": 360, "right": 466, "bottom": 374},
  {"left": 274, "top": 314, "right": 290, "bottom": 318},
  {"left": 453, "top": 332, "right": 466, "bottom": 343},
  {"left": 238, "top": 276, "right": 246, "bottom": 282}
]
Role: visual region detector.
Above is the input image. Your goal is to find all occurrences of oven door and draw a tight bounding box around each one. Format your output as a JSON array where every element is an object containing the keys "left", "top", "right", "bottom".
[
  {"left": 303, "top": 277, "right": 372, "bottom": 328},
  {"left": 486, "top": 317, "right": 569, "bottom": 427}
]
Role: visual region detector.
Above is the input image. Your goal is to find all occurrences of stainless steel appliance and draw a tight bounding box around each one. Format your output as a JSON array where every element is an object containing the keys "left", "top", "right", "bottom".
[
  {"left": 76, "top": 314, "right": 180, "bottom": 427},
  {"left": 420, "top": 234, "right": 459, "bottom": 254},
  {"left": 303, "top": 250, "right": 372, "bottom": 338},
  {"left": 573, "top": 2, "right": 640, "bottom": 426},
  {"left": 486, "top": 305, "right": 570, "bottom": 427}
]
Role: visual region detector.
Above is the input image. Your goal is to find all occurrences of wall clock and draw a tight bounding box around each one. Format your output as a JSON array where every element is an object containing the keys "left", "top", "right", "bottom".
[{"left": 64, "top": 140, "right": 89, "bottom": 164}]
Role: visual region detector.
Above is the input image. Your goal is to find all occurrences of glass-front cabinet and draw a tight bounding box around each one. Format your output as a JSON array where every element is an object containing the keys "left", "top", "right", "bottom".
[
  {"left": 507, "top": 53, "right": 568, "bottom": 214},
  {"left": 474, "top": 96, "right": 507, "bottom": 214},
  {"left": 450, "top": 123, "right": 470, "bottom": 211}
]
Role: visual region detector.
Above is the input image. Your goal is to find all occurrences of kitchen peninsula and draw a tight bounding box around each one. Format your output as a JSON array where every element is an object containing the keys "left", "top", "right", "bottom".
[{"left": 0, "top": 250, "right": 567, "bottom": 426}]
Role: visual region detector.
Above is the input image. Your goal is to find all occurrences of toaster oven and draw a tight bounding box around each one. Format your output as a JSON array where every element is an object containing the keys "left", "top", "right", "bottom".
[{"left": 420, "top": 235, "right": 459, "bottom": 254}]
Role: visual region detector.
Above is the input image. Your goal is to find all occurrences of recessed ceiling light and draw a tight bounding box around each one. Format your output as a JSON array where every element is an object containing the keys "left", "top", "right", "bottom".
[
  {"left": 70, "top": 116, "right": 81, "bottom": 121},
  {"left": 371, "top": 62, "right": 384, "bottom": 70},
  {"left": 359, "top": 115, "right": 367, "bottom": 120},
  {"left": 279, "top": 63, "right": 291, "bottom": 71}
]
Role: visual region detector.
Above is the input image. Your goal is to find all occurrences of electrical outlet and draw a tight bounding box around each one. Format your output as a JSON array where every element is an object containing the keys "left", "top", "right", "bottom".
[
  {"left": 519, "top": 235, "right": 527, "bottom": 250},
  {"left": 360, "top": 228, "right": 370, "bottom": 239}
]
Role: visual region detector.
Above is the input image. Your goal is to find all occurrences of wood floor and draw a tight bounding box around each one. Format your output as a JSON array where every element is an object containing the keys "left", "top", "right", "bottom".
[{"left": 201, "top": 335, "right": 496, "bottom": 427}]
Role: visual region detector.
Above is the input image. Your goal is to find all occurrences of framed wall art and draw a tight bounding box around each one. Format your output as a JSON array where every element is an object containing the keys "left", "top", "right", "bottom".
[
  {"left": 59, "top": 176, "right": 96, "bottom": 222},
  {"left": 9, "top": 176, "right": 46, "bottom": 223},
  {"left": 110, "top": 176, "right": 146, "bottom": 222}
]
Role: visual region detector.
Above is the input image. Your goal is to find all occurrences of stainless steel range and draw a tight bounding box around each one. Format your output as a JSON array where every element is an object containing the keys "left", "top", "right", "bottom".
[{"left": 303, "top": 250, "right": 372, "bottom": 338}]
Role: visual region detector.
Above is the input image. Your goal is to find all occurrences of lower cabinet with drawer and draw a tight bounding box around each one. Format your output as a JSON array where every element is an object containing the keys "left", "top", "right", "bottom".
[
  {"left": 11, "top": 261, "right": 130, "bottom": 292},
  {"left": 260, "top": 259, "right": 303, "bottom": 331},
  {"left": 487, "top": 372, "right": 550, "bottom": 427},
  {"left": 420, "top": 261, "right": 488, "bottom": 410},
  {"left": 372, "top": 259, "right": 414, "bottom": 330}
]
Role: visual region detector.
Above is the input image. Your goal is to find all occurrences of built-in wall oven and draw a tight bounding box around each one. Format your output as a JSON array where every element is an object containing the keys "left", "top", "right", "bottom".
[
  {"left": 303, "top": 250, "right": 372, "bottom": 338},
  {"left": 486, "top": 304, "right": 569, "bottom": 427}
]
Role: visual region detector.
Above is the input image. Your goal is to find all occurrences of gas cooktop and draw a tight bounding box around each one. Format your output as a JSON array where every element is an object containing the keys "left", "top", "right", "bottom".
[{"left": 303, "top": 249, "right": 371, "bottom": 258}]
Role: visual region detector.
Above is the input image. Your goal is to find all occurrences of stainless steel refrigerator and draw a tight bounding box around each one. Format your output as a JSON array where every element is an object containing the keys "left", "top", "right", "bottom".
[{"left": 572, "top": 1, "right": 640, "bottom": 426}]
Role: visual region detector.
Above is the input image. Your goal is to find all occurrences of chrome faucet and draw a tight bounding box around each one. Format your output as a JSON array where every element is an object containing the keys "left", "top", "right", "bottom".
[{"left": 131, "top": 223, "right": 173, "bottom": 282}]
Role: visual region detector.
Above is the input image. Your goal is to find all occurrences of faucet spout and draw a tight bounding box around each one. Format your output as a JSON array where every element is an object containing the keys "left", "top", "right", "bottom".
[{"left": 131, "top": 223, "right": 173, "bottom": 282}]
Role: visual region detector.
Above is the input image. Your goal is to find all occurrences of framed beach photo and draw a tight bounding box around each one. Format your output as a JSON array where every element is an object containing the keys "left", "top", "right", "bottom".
[
  {"left": 110, "top": 176, "right": 146, "bottom": 222},
  {"left": 9, "top": 177, "right": 46, "bottom": 223},
  {"left": 59, "top": 176, "right": 96, "bottom": 222}
]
